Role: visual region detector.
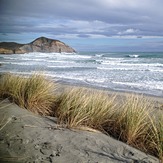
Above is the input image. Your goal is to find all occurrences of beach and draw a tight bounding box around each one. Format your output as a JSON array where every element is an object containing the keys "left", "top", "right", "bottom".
[{"left": 0, "top": 73, "right": 163, "bottom": 162}]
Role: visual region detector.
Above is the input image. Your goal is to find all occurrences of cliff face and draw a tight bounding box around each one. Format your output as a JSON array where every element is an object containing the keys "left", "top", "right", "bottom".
[{"left": 0, "top": 37, "right": 76, "bottom": 54}]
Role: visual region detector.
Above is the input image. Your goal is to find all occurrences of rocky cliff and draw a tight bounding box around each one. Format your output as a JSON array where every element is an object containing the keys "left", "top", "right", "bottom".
[{"left": 0, "top": 37, "right": 76, "bottom": 54}]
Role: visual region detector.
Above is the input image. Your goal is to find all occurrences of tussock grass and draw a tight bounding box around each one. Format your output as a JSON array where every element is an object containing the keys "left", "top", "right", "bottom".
[
  {"left": 0, "top": 73, "right": 57, "bottom": 115},
  {"left": 116, "top": 95, "right": 152, "bottom": 147},
  {"left": 56, "top": 88, "right": 162, "bottom": 160},
  {"left": 148, "top": 115, "right": 163, "bottom": 161},
  {"left": 56, "top": 88, "right": 116, "bottom": 130}
]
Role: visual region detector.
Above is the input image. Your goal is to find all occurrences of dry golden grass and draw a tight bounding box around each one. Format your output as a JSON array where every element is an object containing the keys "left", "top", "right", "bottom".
[
  {"left": 116, "top": 95, "right": 152, "bottom": 147},
  {"left": 56, "top": 88, "right": 162, "bottom": 160},
  {"left": 0, "top": 73, "right": 57, "bottom": 115},
  {"left": 56, "top": 88, "right": 116, "bottom": 130},
  {"left": 148, "top": 115, "right": 163, "bottom": 161}
]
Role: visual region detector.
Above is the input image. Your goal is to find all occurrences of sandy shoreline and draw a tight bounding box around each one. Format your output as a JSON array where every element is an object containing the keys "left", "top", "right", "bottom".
[
  {"left": 0, "top": 99, "right": 159, "bottom": 163},
  {"left": 57, "top": 80, "right": 163, "bottom": 109},
  {"left": 57, "top": 79, "right": 163, "bottom": 97}
]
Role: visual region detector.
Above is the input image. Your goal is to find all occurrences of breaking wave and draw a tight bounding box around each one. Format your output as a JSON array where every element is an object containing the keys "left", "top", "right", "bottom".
[
  {"left": 128, "top": 54, "right": 140, "bottom": 58},
  {"left": 0, "top": 52, "right": 163, "bottom": 97}
]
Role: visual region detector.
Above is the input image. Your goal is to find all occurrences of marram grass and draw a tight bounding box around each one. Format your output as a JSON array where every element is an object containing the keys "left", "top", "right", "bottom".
[
  {"left": 56, "top": 89, "right": 163, "bottom": 161},
  {"left": 56, "top": 88, "right": 117, "bottom": 130},
  {"left": 0, "top": 73, "right": 57, "bottom": 115},
  {"left": 148, "top": 115, "right": 163, "bottom": 161},
  {"left": 117, "top": 95, "right": 152, "bottom": 146}
]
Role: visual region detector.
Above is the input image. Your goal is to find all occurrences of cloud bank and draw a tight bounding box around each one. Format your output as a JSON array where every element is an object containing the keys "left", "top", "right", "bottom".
[{"left": 0, "top": 0, "right": 163, "bottom": 51}]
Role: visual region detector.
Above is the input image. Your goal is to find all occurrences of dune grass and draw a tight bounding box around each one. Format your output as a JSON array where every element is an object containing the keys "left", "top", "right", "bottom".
[
  {"left": 56, "top": 88, "right": 117, "bottom": 130},
  {"left": 116, "top": 95, "right": 152, "bottom": 147},
  {"left": 56, "top": 89, "right": 162, "bottom": 160},
  {"left": 0, "top": 73, "right": 163, "bottom": 160},
  {"left": 0, "top": 73, "right": 57, "bottom": 115},
  {"left": 148, "top": 115, "right": 163, "bottom": 161}
]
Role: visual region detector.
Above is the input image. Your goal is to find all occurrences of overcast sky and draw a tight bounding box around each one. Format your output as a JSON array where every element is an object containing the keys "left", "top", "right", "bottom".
[{"left": 1, "top": 0, "right": 163, "bottom": 52}]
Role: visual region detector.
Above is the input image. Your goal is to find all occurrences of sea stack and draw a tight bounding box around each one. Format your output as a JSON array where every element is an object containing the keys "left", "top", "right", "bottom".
[{"left": 0, "top": 37, "right": 76, "bottom": 54}]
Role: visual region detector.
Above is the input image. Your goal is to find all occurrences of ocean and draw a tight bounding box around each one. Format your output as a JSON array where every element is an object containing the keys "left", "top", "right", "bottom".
[{"left": 0, "top": 52, "right": 163, "bottom": 97}]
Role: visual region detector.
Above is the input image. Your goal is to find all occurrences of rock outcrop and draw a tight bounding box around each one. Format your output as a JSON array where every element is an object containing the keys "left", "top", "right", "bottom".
[{"left": 0, "top": 37, "right": 76, "bottom": 54}]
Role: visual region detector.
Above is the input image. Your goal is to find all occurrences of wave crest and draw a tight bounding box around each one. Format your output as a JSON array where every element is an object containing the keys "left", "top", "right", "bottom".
[{"left": 128, "top": 54, "right": 140, "bottom": 58}]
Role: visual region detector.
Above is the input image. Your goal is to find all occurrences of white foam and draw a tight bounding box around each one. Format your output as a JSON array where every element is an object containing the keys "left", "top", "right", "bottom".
[
  {"left": 0, "top": 61, "right": 12, "bottom": 64},
  {"left": 129, "top": 54, "right": 140, "bottom": 58},
  {"left": 95, "top": 54, "right": 105, "bottom": 57},
  {"left": 101, "top": 61, "right": 163, "bottom": 67},
  {"left": 85, "top": 78, "right": 106, "bottom": 83},
  {"left": 57, "top": 53, "right": 91, "bottom": 59},
  {"left": 47, "top": 60, "right": 75, "bottom": 64},
  {"left": 47, "top": 65, "right": 75, "bottom": 68},
  {"left": 5, "top": 62, "right": 37, "bottom": 66},
  {"left": 97, "top": 66, "right": 163, "bottom": 72},
  {"left": 113, "top": 81, "right": 163, "bottom": 91},
  {"left": 44, "top": 73, "right": 86, "bottom": 82},
  {"left": 2, "top": 57, "right": 18, "bottom": 60}
]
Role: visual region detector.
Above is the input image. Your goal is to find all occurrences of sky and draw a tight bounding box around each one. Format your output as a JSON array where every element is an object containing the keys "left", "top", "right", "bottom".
[{"left": 1, "top": 0, "right": 163, "bottom": 52}]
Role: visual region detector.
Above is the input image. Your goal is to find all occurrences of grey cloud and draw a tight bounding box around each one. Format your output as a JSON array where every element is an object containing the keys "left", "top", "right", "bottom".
[
  {"left": 77, "top": 34, "right": 91, "bottom": 38},
  {"left": 0, "top": 0, "right": 163, "bottom": 40}
]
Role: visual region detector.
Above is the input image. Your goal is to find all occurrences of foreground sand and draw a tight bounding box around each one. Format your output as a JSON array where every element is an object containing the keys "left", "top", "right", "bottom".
[{"left": 0, "top": 99, "right": 159, "bottom": 163}]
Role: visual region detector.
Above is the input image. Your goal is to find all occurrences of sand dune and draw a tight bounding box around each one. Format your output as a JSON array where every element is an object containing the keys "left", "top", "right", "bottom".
[{"left": 0, "top": 99, "right": 159, "bottom": 163}]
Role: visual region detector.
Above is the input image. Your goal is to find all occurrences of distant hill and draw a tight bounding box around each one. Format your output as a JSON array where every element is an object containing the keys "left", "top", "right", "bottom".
[{"left": 0, "top": 37, "right": 76, "bottom": 54}]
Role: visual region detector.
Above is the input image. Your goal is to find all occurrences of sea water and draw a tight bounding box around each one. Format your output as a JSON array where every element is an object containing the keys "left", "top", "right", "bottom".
[{"left": 0, "top": 52, "right": 163, "bottom": 97}]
